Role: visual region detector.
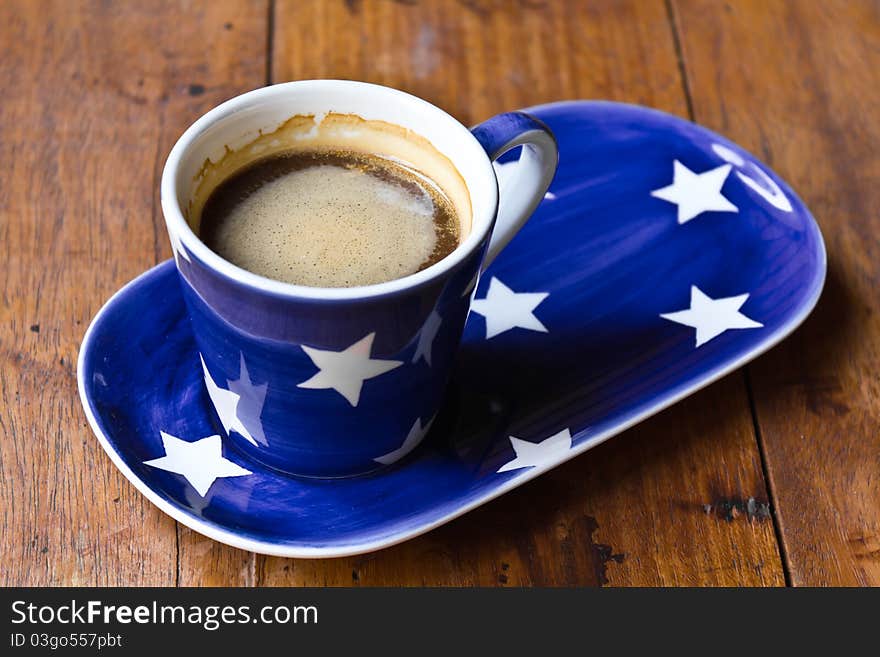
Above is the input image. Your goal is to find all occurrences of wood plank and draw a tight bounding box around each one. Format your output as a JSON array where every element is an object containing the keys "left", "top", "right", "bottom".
[
  {"left": 0, "top": 0, "right": 266, "bottom": 585},
  {"left": 673, "top": 0, "right": 880, "bottom": 586},
  {"left": 264, "top": 0, "right": 785, "bottom": 586}
]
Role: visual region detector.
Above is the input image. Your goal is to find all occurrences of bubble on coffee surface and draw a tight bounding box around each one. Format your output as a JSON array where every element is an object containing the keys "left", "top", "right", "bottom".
[{"left": 199, "top": 150, "right": 460, "bottom": 287}]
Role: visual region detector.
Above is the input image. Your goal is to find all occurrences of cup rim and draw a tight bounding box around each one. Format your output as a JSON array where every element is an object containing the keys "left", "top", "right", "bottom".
[{"left": 160, "top": 80, "right": 499, "bottom": 300}]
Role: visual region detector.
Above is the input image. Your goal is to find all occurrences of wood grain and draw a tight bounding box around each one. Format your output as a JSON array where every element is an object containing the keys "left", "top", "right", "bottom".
[
  {"left": 263, "top": 0, "right": 785, "bottom": 586},
  {"left": 0, "top": 0, "right": 266, "bottom": 585},
  {"left": 673, "top": 0, "right": 880, "bottom": 586}
]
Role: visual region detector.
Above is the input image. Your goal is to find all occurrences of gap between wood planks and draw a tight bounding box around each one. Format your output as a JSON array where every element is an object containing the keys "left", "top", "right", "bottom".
[
  {"left": 266, "top": 0, "right": 276, "bottom": 86},
  {"left": 664, "top": 0, "right": 791, "bottom": 586},
  {"left": 744, "top": 369, "right": 792, "bottom": 585}
]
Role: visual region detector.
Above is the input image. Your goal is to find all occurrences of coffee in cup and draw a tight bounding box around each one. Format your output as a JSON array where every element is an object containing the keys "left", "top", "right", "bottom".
[{"left": 191, "top": 113, "right": 471, "bottom": 288}]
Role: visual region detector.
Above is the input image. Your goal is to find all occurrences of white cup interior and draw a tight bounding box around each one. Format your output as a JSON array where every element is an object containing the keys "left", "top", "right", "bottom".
[{"left": 161, "top": 80, "right": 499, "bottom": 300}]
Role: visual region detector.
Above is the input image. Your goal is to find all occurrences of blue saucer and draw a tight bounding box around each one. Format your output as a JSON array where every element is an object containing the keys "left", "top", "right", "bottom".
[{"left": 78, "top": 101, "right": 825, "bottom": 557}]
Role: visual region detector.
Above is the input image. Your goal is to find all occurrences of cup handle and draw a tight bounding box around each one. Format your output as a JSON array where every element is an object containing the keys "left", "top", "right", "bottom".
[{"left": 471, "top": 112, "right": 559, "bottom": 267}]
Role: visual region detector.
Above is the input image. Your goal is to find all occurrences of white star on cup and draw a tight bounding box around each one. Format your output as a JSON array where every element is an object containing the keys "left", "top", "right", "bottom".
[
  {"left": 298, "top": 333, "right": 403, "bottom": 406},
  {"left": 374, "top": 416, "right": 435, "bottom": 465}
]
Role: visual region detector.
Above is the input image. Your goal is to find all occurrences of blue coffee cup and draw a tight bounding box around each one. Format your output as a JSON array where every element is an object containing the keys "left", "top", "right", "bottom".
[{"left": 161, "top": 80, "right": 557, "bottom": 477}]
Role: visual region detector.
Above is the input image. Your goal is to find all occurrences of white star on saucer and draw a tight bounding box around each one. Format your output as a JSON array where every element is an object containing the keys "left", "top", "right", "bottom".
[
  {"left": 497, "top": 428, "right": 572, "bottom": 473},
  {"left": 660, "top": 285, "right": 763, "bottom": 347},
  {"left": 374, "top": 416, "right": 435, "bottom": 465},
  {"left": 168, "top": 228, "right": 191, "bottom": 263},
  {"left": 201, "top": 355, "right": 262, "bottom": 446},
  {"left": 470, "top": 277, "right": 549, "bottom": 340},
  {"left": 226, "top": 353, "right": 268, "bottom": 446},
  {"left": 144, "top": 432, "right": 252, "bottom": 497},
  {"left": 413, "top": 311, "right": 442, "bottom": 367},
  {"left": 650, "top": 160, "right": 738, "bottom": 224},
  {"left": 298, "top": 332, "right": 403, "bottom": 406}
]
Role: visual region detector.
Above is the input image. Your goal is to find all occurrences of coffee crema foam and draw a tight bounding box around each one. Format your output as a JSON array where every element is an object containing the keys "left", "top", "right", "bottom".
[
  {"left": 185, "top": 112, "right": 472, "bottom": 288},
  {"left": 199, "top": 151, "right": 460, "bottom": 287}
]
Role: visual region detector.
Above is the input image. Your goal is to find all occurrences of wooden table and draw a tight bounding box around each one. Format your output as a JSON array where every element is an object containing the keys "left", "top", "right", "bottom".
[{"left": 2, "top": 0, "right": 877, "bottom": 587}]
